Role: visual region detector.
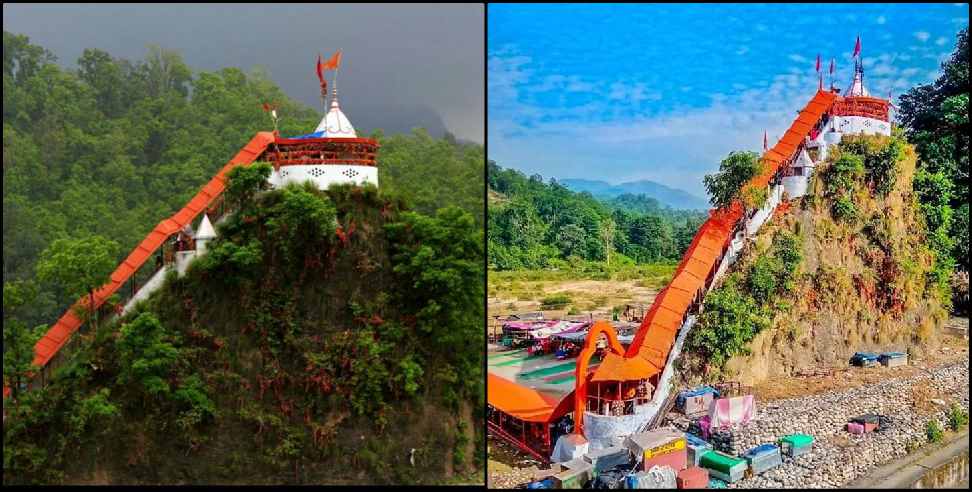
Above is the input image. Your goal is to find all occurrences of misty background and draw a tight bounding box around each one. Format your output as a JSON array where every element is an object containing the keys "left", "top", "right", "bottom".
[{"left": 3, "top": 3, "right": 484, "bottom": 142}]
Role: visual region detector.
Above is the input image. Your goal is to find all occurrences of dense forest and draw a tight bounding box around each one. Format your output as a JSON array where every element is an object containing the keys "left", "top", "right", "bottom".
[
  {"left": 2, "top": 31, "right": 484, "bottom": 330},
  {"left": 4, "top": 174, "right": 484, "bottom": 484},
  {"left": 3, "top": 32, "right": 484, "bottom": 484},
  {"left": 897, "top": 28, "right": 969, "bottom": 313},
  {"left": 487, "top": 161, "right": 706, "bottom": 271}
]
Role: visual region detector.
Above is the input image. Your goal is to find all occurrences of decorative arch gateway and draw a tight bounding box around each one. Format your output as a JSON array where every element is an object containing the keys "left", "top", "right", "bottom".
[{"left": 572, "top": 320, "right": 625, "bottom": 436}]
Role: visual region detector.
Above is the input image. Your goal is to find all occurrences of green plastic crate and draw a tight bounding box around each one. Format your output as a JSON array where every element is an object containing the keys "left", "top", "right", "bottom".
[
  {"left": 699, "top": 450, "right": 747, "bottom": 475},
  {"left": 780, "top": 434, "right": 813, "bottom": 447}
]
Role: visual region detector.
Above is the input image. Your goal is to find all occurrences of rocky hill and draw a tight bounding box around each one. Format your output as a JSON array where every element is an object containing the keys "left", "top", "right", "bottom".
[
  {"left": 683, "top": 132, "right": 949, "bottom": 385},
  {"left": 2, "top": 172, "right": 484, "bottom": 485}
]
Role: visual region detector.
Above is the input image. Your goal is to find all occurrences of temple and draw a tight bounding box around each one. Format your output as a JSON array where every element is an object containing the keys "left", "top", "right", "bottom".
[
  {"left": 487, "top": 37, "right": 892, "bottom": 461},
  {"left": 266, "top": 84, "right": 379, "bottom": 190}
]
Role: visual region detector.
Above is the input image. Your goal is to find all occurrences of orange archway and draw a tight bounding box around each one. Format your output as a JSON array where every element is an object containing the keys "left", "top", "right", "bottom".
[{"left": 572, "top": 320, "right": 626, "bottom": 436}]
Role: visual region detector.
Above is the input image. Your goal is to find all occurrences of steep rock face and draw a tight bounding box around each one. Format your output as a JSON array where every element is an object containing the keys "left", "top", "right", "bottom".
[
  {"left": 698, "top": 135, "right": 947, "bottom": 384},
  {"left": 3, "top": 183, "right": 484, "bottom": 485}
]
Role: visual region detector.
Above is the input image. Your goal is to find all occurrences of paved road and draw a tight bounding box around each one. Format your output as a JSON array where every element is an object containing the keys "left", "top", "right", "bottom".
[{"left": 848, "top": 428, "right": 969, "bottom": 488}]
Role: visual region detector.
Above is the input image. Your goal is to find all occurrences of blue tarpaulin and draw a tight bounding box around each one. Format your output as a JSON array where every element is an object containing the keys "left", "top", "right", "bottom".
[
  {"left": 677, "top": 386, "right": 720, "bottom": 408},
  {"left": 288, "top": 131, "right": 326, "bottom": 139}
]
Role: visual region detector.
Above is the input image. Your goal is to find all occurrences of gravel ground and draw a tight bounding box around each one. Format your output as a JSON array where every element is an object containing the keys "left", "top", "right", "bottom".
[
  {"left": 669, "top": 357, "right": 970, "bottom": 488},
  {"left": 489, "top": 356, "right": 969, "bottom": 488}
]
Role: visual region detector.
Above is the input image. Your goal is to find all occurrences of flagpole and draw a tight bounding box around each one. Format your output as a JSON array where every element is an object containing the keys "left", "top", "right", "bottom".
[{"left": 319, "top": 53, "right": 327, "bottom": 115}]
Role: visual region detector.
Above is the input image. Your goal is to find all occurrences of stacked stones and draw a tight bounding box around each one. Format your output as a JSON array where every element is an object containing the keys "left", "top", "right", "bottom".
[{"left": 721, "top": 358, "right": 969, "bottom": 488}]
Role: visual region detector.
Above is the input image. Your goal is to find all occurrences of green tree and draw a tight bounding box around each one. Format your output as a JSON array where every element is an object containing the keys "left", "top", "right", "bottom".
[
  {"left": 703, "top": 151, "right": 765, "bottom": 211},
  {"left": 35, "top": 235, "right": 119, "bottom": 332},
  {"left": 77, "top": 48, "right": 126, "bottom": 118},
  {"left": 689, "top": 276, "right": 770, "bottom": 371},
  {"left": 115, "top": 312, "right": 180, "bottom": 398},
  {"left": 386, "top": 206, "right": 483, "bottom": 403},
  {"left": 225, "top": 162, "right": 272, "bottom": 211},
  {"left": 899, "top": 28, "right": 969, "bottom": 274},
  {"left": 2, "top": 280, "right": 46, "bottom": 401}
]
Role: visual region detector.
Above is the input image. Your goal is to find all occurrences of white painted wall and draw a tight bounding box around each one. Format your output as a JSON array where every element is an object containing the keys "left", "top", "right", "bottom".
[
  {"left": 782, "top": 175, "right": 810, "bottom": 199},
  {"left": 745, "top": 184, "right": 783, "bottom": 237},
  {"left": 121, "top": 265, "right": 171, "bottom": 315},
  {"left": 831, "top": 116, "right": 891, "bottom": 137},
  {"left": 268, "top": 165, "right": 378, "bottom": 190}
]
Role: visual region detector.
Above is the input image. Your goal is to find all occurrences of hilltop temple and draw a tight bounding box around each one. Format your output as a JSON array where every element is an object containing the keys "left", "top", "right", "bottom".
[
  {"left": 265, "top": 84, "right": 379, "bottom": 190},
  {"left": 487, "top": 38, "right": 893, "bottom": 462},
  {"left": 5, "top": 54, "right": 383, "bottom": 397}
]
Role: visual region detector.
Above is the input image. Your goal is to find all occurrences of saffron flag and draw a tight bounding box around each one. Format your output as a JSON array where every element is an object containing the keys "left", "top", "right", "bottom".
[
  {"left": 316, "top": 54, "right": 327, "bottom": 100},
  {"left": 322, "top": 50, "right": 342, "bottom": 71},
  {"left": 853, "top": 36, "right": 861, "bottom": 58}
]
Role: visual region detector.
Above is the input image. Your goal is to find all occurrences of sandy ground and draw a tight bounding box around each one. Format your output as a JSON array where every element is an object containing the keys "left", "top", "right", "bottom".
[{"left": 488, "top": 278, "right": 659, "bottom": 320}]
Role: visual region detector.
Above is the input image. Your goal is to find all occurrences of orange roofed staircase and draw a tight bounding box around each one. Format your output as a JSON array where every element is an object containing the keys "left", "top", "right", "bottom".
[
  {"left": 571, "top": 90, "right": 841, "bottom": 436},
  {"left": 485, "top": 90, "right": 848, "bottom": 454},
  {"left": 3, "top": 132, "right": 277, "bottom": 400}
]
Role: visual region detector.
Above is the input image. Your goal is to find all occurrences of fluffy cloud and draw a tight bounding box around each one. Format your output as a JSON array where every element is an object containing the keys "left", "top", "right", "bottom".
[{"left": 914, "top": 31, "right": 931, "bottom": 42}]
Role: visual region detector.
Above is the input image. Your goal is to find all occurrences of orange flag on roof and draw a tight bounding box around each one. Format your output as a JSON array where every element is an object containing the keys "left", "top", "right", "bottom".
[{"left": 322, "top": 50, "right": 342, "bottom": 71}]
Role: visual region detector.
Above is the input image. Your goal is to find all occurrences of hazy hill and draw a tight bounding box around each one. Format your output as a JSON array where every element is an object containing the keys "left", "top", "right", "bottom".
[{"left": 560, "top": 178, "right": 710, "bottom": 210}]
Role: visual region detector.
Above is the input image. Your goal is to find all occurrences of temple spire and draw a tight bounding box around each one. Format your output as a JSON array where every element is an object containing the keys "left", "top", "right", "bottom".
[{"left": 845, "top": 36, "right": 870, "bottom": 97}]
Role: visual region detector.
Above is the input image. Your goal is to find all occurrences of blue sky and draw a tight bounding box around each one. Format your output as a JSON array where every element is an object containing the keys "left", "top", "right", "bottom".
[{"left": 488, "top": 3, "right": 968, "bottom": 197}]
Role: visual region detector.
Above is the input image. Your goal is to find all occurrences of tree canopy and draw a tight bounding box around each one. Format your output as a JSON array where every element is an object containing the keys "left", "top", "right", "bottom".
[
  {"left": 702, "top": 150, "right": 765, "bottom": 211},
  {"left": 898, "top": 27, "right": 969, "bottom": 278},
  {"left": 3, "top": 31, "right": 483, "bottom": 332},
  {"left": 488, "top": 161, "right": 705, "bottom": 270}
]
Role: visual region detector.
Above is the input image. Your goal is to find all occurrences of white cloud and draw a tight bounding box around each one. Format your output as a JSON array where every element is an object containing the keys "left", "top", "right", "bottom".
[
  {"left": 872, "top": 63, "right": 897, "bottom": 76},
  {"left": 735, "top": 46, "right": 750, "bottom": 56},
  {"left": 935, "top": 37, "right": 948, "bottom": 46},
  {"left": 788, "top": 54, "right": 808, "bottom": 64},
  {"left": 876, "top": 15, "right": 886, "bottom": 25},
  {"left": 914, "top": 31, "right": 931, "bottom": 42}
]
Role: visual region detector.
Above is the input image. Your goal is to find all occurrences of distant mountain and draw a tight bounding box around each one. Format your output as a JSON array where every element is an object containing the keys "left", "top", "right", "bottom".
[{"left": 560, "top": 178, "right": 710, "bottom": 211}]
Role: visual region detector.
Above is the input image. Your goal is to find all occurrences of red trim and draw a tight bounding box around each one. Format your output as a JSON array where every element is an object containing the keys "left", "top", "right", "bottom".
[
  {"left": 487, "top": 420, "right": 550, "bottom": 464},
  {"left": 273, "top": 136, "right": 379, "bottom": 146}
]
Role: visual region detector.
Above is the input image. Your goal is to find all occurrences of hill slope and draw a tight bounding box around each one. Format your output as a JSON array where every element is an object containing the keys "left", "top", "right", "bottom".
[
  {"left": 2, "top": 177, "right": 484, "bottom": 485},
  {"left": 561, "top": 178, "right": 709, "bottom": 210},
  {"left": 683, "top": 133, "right": 949, "bottom": 385}
]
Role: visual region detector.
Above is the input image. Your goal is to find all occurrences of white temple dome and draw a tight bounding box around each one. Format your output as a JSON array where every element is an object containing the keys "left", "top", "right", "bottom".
[
  {"left": 195, "top": 214, "right": 217, "bottom": 240},
  {"left": 845, "top": 66, "right": 870, "bottom": 97},
  {"left": 314, "top": 98, "right": 357, "bottom": 138}
]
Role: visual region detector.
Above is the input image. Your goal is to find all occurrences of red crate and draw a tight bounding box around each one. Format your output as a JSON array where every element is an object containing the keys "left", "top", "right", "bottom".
[{"left": 677, "top": 466, "right": 709, "bottom": 489}]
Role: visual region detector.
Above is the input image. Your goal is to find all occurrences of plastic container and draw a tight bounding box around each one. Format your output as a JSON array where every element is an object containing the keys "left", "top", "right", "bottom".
[
  {"left": 553, "top": 458, "right": 593, "bottom": 489},
  {"left": 779, "top": 434, "right": 814, "bottom": 458},
  {"left": 676, "top": 466, "right": 709, "bottom": 489},
  {"left": 584, "top": 446, "right": 632, "bottom": 475},
  {"left": 685, "top": 433, "right": 713, "bottom": 467},
  {"left": 698, "top": 450, "right": 747, "bottom": 483},
  {"left": 743, "top": 444, "right": 782, "bottom": 475},
  {"left": 626, "top": 427, "right": 688, "bottom": 472}
]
